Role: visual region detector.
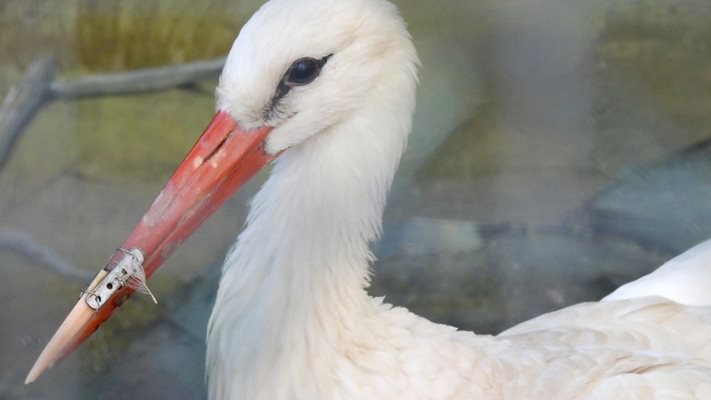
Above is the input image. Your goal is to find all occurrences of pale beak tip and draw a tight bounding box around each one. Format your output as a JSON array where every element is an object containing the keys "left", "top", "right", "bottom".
[
  {"left": 25, "top": 297, "right": 95, "bottom": 385},
  {"left": 25, "top": 362, "right": 46, "bottom": 385}
]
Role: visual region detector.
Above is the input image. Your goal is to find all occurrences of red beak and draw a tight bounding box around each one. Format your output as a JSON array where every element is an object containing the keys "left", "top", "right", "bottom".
[{"left": 26, "top": 110, "right": 273, "bottom": 383}]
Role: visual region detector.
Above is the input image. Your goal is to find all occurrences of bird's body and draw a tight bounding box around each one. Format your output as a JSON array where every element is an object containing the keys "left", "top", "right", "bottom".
[
  {"left": 27, "top": 0, "right": 711, "bottom": 398},
  {"left": 203, "top": 0, "right": 711, "bottom": 398},
  {"left": 208, "top": 164, "right": 711, "bottom": 400}
]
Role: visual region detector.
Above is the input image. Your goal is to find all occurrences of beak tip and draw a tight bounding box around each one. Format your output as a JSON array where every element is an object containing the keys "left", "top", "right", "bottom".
[
  {"left": 25, "top": 298, "right": 95, "bottom": 385},
  {"left": 25, "top": 342, "right": 59, "bottom": 385},
  {"left": 25, "top": 354, "right": 54, "bottom": 385},
  {"left": 25, "top": 365, "right": 43, "bottom": 385}
]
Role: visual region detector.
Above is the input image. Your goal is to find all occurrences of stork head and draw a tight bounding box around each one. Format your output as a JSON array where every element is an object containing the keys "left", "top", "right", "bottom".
[
  {"left": 26, "top": 0, "right": 417, "bottom": 384},
  {"left": 219, "top": 0, "right": 417, "bottom": 154}
]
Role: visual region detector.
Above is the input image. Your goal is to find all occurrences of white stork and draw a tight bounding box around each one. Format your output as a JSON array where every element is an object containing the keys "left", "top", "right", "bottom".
[{"left": 27, "top": 0, "right": 711, "bottom": 398}]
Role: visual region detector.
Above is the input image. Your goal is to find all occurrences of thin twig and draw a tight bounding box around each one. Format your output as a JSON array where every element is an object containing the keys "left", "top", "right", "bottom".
[
  {"left": 50, "top": 57, "right": 226, "bottom": 99},
  {"left": 0, "top": 56, "right": 225, "bottom": 172},
  {"left": 0, "top": 57, "right": 56, "bottom": 170},
  {"left": 0, "top": 229, "right": 91, "bottom": 283}
]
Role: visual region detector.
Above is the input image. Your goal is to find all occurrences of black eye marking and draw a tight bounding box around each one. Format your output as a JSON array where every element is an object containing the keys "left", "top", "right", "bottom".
[
  {"left": 273, "top": 54, "right": 333, "bottom": 102},
  {"left": 287, "top": 58, "right": 321, "bottom": 85}
]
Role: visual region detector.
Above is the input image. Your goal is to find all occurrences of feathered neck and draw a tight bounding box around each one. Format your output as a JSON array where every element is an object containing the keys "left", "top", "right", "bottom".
[{"left": 206, "top": 66, "right": 416, "bottom": 399}]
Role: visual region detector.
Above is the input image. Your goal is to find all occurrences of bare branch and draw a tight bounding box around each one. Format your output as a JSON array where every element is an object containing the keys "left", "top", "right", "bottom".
[
  {"left": 0, "top": 229, "right": 91, "bottom": 283},
  {"left": 0, "top": 56, "right": 225, "bottom": 171},
  {"left": 0, "top": 57, "right": 56, "bottom": 169},
  {"left": 50, "top": 57, "right": 226, "bottom": 99}
]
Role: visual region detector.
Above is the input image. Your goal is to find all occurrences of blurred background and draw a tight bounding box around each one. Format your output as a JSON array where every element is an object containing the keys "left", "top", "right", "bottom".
[{"left": 1, "top": 0, "right": 710, "bottom": 398}]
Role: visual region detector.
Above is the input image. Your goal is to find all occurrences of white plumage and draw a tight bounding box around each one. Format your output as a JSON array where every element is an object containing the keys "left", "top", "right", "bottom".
[
  {"left": 204, "top": 0, "right": 711, "bottom": 398},
  {"left": 604, "top": 239, "right": 711, "bottom": 306}
]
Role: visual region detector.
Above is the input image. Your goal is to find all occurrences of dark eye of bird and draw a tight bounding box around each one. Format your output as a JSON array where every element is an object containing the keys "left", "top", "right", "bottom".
[
  {"left": 284, "top": 54, "right": 332, "bottom": 87},
  {"left": 286, "top": 58, "right": 321, "bottom": 85},
  {"left": 270, "top": 54, "right": 333, "bottom": 110}
]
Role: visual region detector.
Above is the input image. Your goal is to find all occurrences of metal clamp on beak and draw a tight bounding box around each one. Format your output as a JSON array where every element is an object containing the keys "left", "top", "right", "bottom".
[{"left": 83, "top": 248, "right": 157, "bottom": 310}]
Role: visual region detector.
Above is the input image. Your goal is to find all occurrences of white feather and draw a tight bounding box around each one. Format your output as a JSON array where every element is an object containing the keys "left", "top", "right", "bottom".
[
  {"left": 604, "top": 239, "right": 711, "bottom": 306},
  {"left": 205, "top": 0, "right": 711, "bottom": 399}
]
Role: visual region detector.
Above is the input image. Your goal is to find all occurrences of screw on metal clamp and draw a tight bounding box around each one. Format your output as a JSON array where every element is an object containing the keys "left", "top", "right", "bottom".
[{"left": 84, "top": 248, "right": 157, "bottom": 310}]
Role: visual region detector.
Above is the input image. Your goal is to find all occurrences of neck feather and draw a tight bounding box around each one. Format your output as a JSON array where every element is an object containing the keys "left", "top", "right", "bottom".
[{"left": 206, "top": 73, "right": 416, "bottom": 399}]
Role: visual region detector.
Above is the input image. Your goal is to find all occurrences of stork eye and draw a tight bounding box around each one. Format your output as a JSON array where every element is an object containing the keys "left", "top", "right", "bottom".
[
  {"left": 286, "top": 58, "right": 322, "bottom": 85},
  {"left": 271, "top": 54, "right": 333, "bottom": 107},
  {"left": 284, "top": 55, "right": 332, "bottom": 87}
]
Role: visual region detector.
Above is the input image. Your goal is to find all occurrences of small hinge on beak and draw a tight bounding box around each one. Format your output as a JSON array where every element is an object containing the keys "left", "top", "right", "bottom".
[{"left": 83, "top": 248, "right": 157, "bottom": 310}]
